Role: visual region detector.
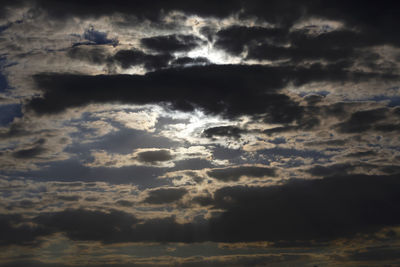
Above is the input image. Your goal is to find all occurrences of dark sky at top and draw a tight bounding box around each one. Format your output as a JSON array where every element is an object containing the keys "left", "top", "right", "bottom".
[{"left": 0, "top": 1, "right": 399, "bottom": 266}]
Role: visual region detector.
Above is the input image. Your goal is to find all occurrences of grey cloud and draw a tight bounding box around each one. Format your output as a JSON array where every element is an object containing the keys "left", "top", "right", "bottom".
[
  {"left": 141, "top": 34, "right": 205, "bottom": 54},
  {"left": 207, "top": 174, "right": 400, "bottom": 242},
  {"left": 56, "top": 195, "right": 81, "bottom": 202},
  {"left": 344, "top": 151, "right": 377, "bottom": 158},
  {"left": 336, "top": 108, "right": 389, "bottom": 133},
  {"left": 115, "top": 200, "right": 134, "bottom": 207},
  {"left": 27, "top": 64, "right": 396, "bottom": 125},
  {"left": 67, "top": 47, "right": 173, "bottom": 71},
  {"left": 67, "top": 46, "right": 110, "bottom": 65},
  {"left": 143, "top": 187, "right": 188, "bottom": 204},
  {"left": 136, "top": 149, "right": 174, "bottom": 163},
  {"left": 171, "top": 57, "right": 210, "bottom": 67},
  {"left": 2, "top": 173, "right": 400, "bottom": 245},
  {"left": 0, "top": 214, "right": 50, "bottom": 246},
  {"left": 203, "top": 126, "right": 245, "bottom": 139},
  {"left": 12, "top": 138, "right": 47, "bottom": 159},
  {"left": 207, "top": 165, "right": 276, "bottom": 182},
  {"left": 112, "top": 49, "right": 172, "bottom": 70},
  {"left": 305, "top": 163, "right": 375, "bottom": 177}
]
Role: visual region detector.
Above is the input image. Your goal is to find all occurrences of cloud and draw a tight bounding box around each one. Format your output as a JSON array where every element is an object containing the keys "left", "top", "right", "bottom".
[
  {"left": 25, "top": 0, "right": 241, "bottom": 21},
  {"left": 207, "top": 165, "right": 276, "bottom": 182},
  {"left": 31, "top": 209, "right": 207, "bottom": 243},
  {"left": 141, "top": 34, "right": 205, "bottom": 54},
  {"left": 72, "top": 27, "right": 118, "bottom": 47},
  {"left": 27, "top": 64, "right": 396, "bottom": 124},
  {"left": 344, "top": 150, "right": 377, "bottom": 158},
  {"left": 67, "top": 47, "right": 173, "bottom": 71},
  {"left": 113, "top": 49, "right": 172, "bottom": 70},
  {"left": 171, "top": 57, "right": 210, "bottom": 67},
  {"left": 336, "top": 108, "right": 389, "bottom": 133},
  {"left": 203, "top": 126, "right": 244, "bottom": 139},
  {"left": 2, "top": 174, "right": 399, "bottom": 245},
  {"left": 67, "top": 46, "right": 110, "bottom": 65},
  {"left": 0, "top": 213, "right": 50, "bottom": 246},
  {"left": 136, "top": 149, "right": 174, "bottom": 164},
  {"left": 207, "top": 174, "right": 400, "bottom": 242},
  {"left": 214, "top": 25, "right": 288, "bottom": 56},
  {"left": 11, "top": 142, "right": 47, "bottom": 159},
  {"left": 345, "top": 246, "right": 400, "bottom": 262},
  {"left": 142, "top": 187, "right": 188, "bottom": 204},
  {"left": 1, "top": 1, "right": 400, "bottom": 263},
  {"left": 56, "top": 195, "right": 81, "bottom": 202},
  {"left": 84, "top": 146, "right": 212, "bottom": 168},
  {"left": 34, "top": 209, "right": 139, "bottom": 243},
  {"left": 81, "top": 27, "right": 118, "bottom": 46}
]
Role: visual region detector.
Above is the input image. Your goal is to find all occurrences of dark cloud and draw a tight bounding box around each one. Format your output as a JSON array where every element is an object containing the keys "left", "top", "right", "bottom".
[
  {"left": 214, "top": 18, "right": 400, "bottom": 72},
  {"left": 171, "top": 158, "right": 214, "bottom": 171},
  {"left": 171, "top": 57, "right": 210, "bottom": 67},
  {"left": 374, "top": 123, "right": 400, "bottom": 132},
  {"left": 180, "top": 254, "right": 312, "bottom": 267},
  {"left": 113, "top": 49, "right": 172, "bottom": 70},
  {"left": 263, "top": 115, "right": 320, "bottom": 135},
  {"left": 306, "top": 163, "right": 355, "bottom": 177},
  {"left": 27, "top": 65, "right": 396, "bottom": 124},
  {"left": 303, "top": 94, "right": 325, "bottom": 106},
  {"left": 0, "top": 121, "right": 31, "bottom": 139},
  {"left": 12, "top": 138, "right": 47, "bottom": 159},
  {"left": 305, "top": 139, "right": 348, "bottom": 147},
  {"left": 141, "top": 34, "right": 205, "bottom": 53},
  {"left": 67, "top": 47, "right": 172, "bottom": 71},
  {"left": 27, "top": 65, "right": 300, "bottom": 121},
  {"left": 214, "top": 26, "right": 287, "bottom": 55},
  {"left": 136, "top": 149, "right": 174, "bottom": 163},
  {"left": 246, "top": 30, "right": 382, "bottom": 63},
  {"left": 28, "top": 0, "right": 242, "bottom": 21},
  {"left": 207, "top": 165, "right": 276, "bottom": 182},
  {"left": 2, "top": 174, "right": 399, "bottom": 245},
  {"left": 305, "top": 163, "right": 379, "bottom": 177},
  {"left": 203, "top": 126, "right": 244, "bottom": 139},
  {"left": 344, "top": 151, "right": 377, "bottom": 158},
  {"left": 143, "top": 187, "right": 187, "bottom": 204},
  {"left": 0, "top": 254, "right": 313, "bottom": 267},
  {"left": 84, "top": 197, "right": 98, "bottom": 202},
  {"left": 0, "top": 214, "right": 50, "bottom": 246},
  {"left": 6, "top": 200, "right": 36, "bottom": 210},
  {"left": 199, "top": 26, "right": 215, "bottom": 41},
  {"left": 339, "top": 246, "right": 400, "bottom": 262},
  {"left": 263, "top": 125, "right": 298, "bottom": 135},
  {"left": 192, "top": 195, "right": 213, "bottom": 206},
  {"left": 207, "top": 174, "right": 400, "bottom": 242},
  {"left": 115, "top": 200, "right": 134, "bottom": 207},
  {"left": 31, "top": 209, "right": 207, "bottom": 243},
  {"left": 56, "top": 195, "right": 81, "bottom": 202},
  {"left": 3, "top": 1, "right": 400, "bottom": 47},
  {"left": 336, "top": 108, "right": 389, "bottom": 133},
  {"left": 309, "top": 1, "right": 400, "bottom": 46},
  {"left": 67, "top": 46, "right": 110, "bottom": 65},
  {"left": 379, "top": 165, "right": 400, "bottom": 175},
  {"left": 34, "top": 209, "right": 139, "bottom": 243}
]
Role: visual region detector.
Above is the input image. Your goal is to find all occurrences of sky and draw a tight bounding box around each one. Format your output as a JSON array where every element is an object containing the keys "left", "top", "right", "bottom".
[{"left": 0, "top": 0, "right": 400, "bottom": 266}]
